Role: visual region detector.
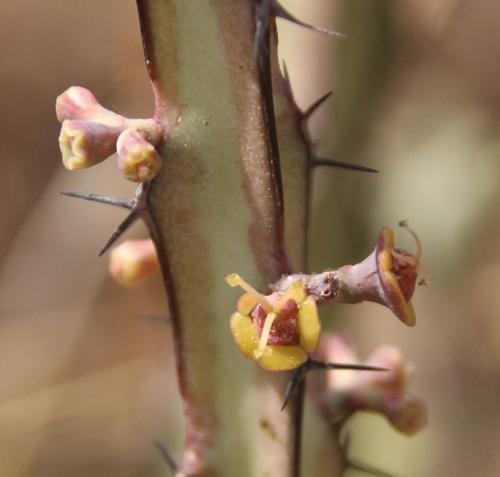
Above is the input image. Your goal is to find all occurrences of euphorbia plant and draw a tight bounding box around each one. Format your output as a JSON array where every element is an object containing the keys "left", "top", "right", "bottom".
[{"left": 56, "top": 1, "right": 426, "bottom": 475}]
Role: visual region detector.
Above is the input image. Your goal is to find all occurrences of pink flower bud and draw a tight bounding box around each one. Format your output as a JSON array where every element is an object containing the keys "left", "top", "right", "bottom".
[
  {"left": 56, "top": 86, "right": 99, "bottom": 122},
  {"left": 116, "top": 128, "right": 162, "bottom": 182},
  {"left": 58, "top": 119, "right": 122, "bottom": 170},
  {"left": 346, "top": 389, "right": 427, "bottom": 436},
  {"left": 109, "top": 239, "right": 158, "bottom": 286},
  {"left": 318, "top": 332, "right": 426, "bottom": 435},
  {"left": 378, "top": 391, "right": 427, "bottom": 436},
  {"left": 56, "top": 86, "right": 126, "bottom": 126}
]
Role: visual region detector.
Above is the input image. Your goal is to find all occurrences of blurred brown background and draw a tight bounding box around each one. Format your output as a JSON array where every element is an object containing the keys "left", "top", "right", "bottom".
[{"left": 1, "top": 1, "right": 500, "bottom": 476}]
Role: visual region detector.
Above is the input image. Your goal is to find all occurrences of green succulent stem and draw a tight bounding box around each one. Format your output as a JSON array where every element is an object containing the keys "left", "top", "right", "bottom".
[{"left": 135, "top": 1, "right": 339, "bottom": 475}]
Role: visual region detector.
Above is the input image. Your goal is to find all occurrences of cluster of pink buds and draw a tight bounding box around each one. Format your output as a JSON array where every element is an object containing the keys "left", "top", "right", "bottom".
[
  {"left": 56, "top": 86, "right": 163, "bottom": 182},
  {"left": 317, "top": 334, "right": 427, "bottom": 435}
]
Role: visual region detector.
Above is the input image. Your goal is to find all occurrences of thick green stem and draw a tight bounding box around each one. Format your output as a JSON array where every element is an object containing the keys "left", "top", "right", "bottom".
[{"left": 137, "top": 1, "right": 310, "bottom": 475}]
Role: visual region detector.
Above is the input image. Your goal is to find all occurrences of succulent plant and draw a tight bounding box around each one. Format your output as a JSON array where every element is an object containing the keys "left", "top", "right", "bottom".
[{"left": 56, "top": 1, "right": 426, "bottom": 475}]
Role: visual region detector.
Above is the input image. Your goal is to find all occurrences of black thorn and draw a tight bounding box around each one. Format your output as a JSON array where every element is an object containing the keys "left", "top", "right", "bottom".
[
  {"left": 347, "top": 459, "right": 398, "bottom": 477},
  {"left": 98, "top": 209, "right": 139, "bottom": 257},
  {"left": 313, "top": 158, "right": 379, "bottom": 173},
  {"left": 61, "top": 192, "right": 134, "bottom": 210},
  {"left": 281, "top": 360, "right": 387, "bottom": 411},
  {"left": 153, "top": 441, "right": 180, "bottom": 474},
  {"left": 271, "top": 0, "right": 345, "bottom": 38},
  {"left": 302, "top": 91, "right": 333, "bottom": 122},
  {"left": 281, "top": 363, "right": 308, "bottom": 411},
  {"left": 307, "top": 360, "right": 388, "bottom": 372}
]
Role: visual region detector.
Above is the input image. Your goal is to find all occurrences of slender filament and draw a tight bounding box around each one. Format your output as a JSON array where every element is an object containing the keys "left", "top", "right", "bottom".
[
  {"left": 226, "top": 274, "right": 272, "bottom": 312},
  {"left": 254, "top": 312, "right": 277, "bottom": 359},
  {"left": 398, "top": 220, "right": 422, "bottom": 261}
]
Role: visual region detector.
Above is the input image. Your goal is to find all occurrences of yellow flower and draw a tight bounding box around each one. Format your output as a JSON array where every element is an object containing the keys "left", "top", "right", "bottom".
[
  {"left": 374, "top": 220, "right": 425, "bottom": 326},
  {"left": 226, "top": 274, "right": 321, "bottom": 371}
]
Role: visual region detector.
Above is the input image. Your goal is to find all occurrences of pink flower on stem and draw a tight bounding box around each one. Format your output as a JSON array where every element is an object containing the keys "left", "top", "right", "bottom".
[
  {"left": 274, "top": 221, "right": 427, "bottom": 326},
  {"left": 56, "top": 86, "right": 162, "bottom": 181},
  {"left": 318, "top": 334, "right": 427, "bottom": 436}
]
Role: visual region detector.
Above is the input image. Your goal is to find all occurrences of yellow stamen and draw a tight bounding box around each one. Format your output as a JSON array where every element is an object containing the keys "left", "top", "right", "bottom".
[
  {"left": 253, "top": 312, "right": 277, "bottom": 359},
  {"left": 226, "top": 274, "right": 272, "bottom": 313}
]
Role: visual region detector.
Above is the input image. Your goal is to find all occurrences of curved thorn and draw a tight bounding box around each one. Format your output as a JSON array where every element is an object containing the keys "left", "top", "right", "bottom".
[
  {"left": 61, "top": 192, "right": 133, "bottom": 209},
  {"left": 98, "top": 209, "right": 140, "bottom": 257},
  {"left": 348, "top": 459, "right": 398, "bottom": 477},
  {"left": 271, "top": 0, "right": 345, "bottom": 38},
  {"left": 308, "top": 360, "right": 389, "bottom": 372},
  {"left": 313, "top": 158, "right": 379, "bottom": 173},
  {"left": 153, "top": 441, "right": 180, "bottom": 474},
  {"left": 281, "top": 363, "right": 308, "bottom": 411},
  {"left": 302, "top": 91, "right": 333, "bottom": 122}
]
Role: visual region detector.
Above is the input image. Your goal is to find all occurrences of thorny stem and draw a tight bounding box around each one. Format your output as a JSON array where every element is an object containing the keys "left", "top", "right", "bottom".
[{"left": 135, "top": 1, "right": 315, "bottom": 475}]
